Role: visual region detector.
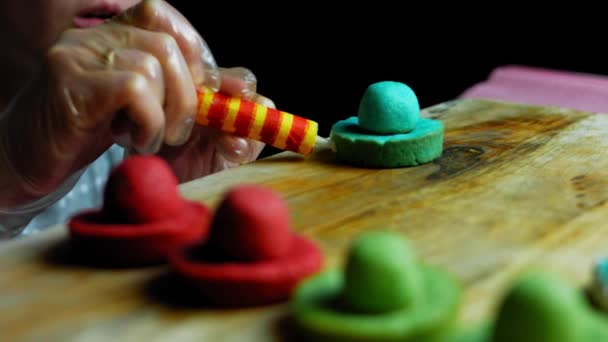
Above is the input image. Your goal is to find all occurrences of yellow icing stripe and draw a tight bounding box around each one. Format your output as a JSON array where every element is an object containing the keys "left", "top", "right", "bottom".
[
  {"left": 299, "top": 120, "right": 318, "bottom": 155},
  {"left": 196, "top": 93, "right": 206, "bottom": 124},
  {"left": 273, "top": 111, "right": 293, "bottom": 150},
  {"left": 222, "top": 97, "right": 241, "bottom": 133},
  {"left": 197, "top": 91, "right": 215, "bottom": 126},
  {"left": 250, "top": 103, "right": 268, "bottom": 141}
]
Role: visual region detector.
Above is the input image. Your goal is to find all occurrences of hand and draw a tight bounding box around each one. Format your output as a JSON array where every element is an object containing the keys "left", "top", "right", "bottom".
[
  {"left": 0, "top": 0, "right": 218, "bottom": 207},
  {"left": 155, "top": 67, "right": 271, "bottom": 182}
]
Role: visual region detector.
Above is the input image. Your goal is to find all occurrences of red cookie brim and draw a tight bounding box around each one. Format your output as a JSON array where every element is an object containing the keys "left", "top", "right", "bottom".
[
  {"left": 169, "top": 235, "right": 324, "bottom": 307},
  {"left": 68, "top": 201, "right": 210, "bottom": 267}
]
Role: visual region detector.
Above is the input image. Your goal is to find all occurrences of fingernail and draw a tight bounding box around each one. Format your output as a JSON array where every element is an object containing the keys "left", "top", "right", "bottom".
[
  {"left": 191, "top": 63, "right": 205, "bottom": 86},
  {"left": 232, "top": 67, "right": 257, "bottom": 99},
  {"left": 255, "top": 95, "right": 276, "bottom": 109},
  {"left": 217, "top": 135, "right": 251, "bottom": 163},
  {"left": 203, "top": 68, "right": 220, "bottom": 92},
  {"left": 139, "top": 129, "right": 164, "bottom": 155},
  {"left": 172, "top": 116, "right": 195, "bottom": 145}
]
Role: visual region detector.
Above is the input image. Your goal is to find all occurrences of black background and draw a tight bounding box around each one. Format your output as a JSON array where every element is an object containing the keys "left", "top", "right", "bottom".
[{"left": 170, "top": 3, "right": 607, "bottom": 149}]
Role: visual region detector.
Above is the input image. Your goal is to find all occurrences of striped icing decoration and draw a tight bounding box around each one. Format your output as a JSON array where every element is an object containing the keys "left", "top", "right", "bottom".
[
  {"left": 197, "top": 91, "right": 215, "bottom": 126},
  {"left": 222, "top": 97, "right": 241, "bottom": 132},
  {"left": 274, "top": 111, "right": 293, "bottom": 151},
  {"left": 207, "top": 92, "right": 229, "bottom": 129},
  {"left": 234, "top": 99, "right": 254, "bottom": 138},
  {"left": 196, "top": 90, "right": 318, "bottom": 155},
  {"left": 301, "top": 120, "right": 318, "bottom": 155},
  {"left": 250, "top": 103, "right": 268, "bottom": 141},
  {"left": 261, "top": 108, "right": 282, "bottom": 145}
]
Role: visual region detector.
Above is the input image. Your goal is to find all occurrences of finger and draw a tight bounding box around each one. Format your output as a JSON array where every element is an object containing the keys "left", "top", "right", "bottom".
[
  {"left": 116, "top": 0, "right": 220, "bottom": 91},
  {"left": 47, "top": 34, "right": 167, "bottom": 153},
  {"left": 251, "top": 93, "right": 276, "bottom": 110},
  {"left": 84, "top": 71, "right": 165, "bottom": 154},
  {"left": 120, "top": 26, "right": 197, "bottom": 146},
  {"left": 110, "top": 48, "right": 165, "bottom": 103},
  {"left": 219, "top": 67, "right": 257, "bottom": 100},
  {"left": 216, "top": 135, "right": 257, "bottom": 164},
  {"left": 215, "top": 94, "right": 274, "bottom": 163},
  {"left": 67, "top": 22, "right": 196, "bottom": 146}
]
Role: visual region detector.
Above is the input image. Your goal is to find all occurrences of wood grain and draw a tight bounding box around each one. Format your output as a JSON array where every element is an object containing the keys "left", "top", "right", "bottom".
[{"left": 1, "top": 98, "right": 608, "bottom": 341}]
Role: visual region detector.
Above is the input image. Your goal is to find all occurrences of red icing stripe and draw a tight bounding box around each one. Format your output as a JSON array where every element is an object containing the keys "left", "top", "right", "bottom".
[
  {"left": 260, "top": 108, "right": 282, "bottom": 145},
  {"left": 234, "top": 100, "right": 255, "bottom": 137},
  {"left": 207, "top": 93, "right": 228, "bottom": 129},
  {"left": 285, "top": 115, "right": 307, "bottom": 152}
]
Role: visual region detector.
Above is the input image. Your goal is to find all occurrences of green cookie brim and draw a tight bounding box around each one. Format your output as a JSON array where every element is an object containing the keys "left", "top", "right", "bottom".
[
  {"left": 291, "top": 265, "right": 460, "bottom": 342},
  {"left": 433, "top": 303, "right": 608, "bottom": 342},
  {"left": 330, "top": 117, "right": 444, "bottom": 168}
]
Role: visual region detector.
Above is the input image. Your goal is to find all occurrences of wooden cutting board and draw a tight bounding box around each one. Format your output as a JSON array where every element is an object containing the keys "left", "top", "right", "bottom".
[{"left": 2, "top": 98, "right": 608, "bottom": 341}]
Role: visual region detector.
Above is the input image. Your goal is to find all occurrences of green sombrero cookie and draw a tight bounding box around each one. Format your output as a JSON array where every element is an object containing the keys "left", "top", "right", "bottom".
[
  {"left": 490, "top": 271, "right": 608, "bottom": 342},
  {"left": 409, "top": 272, "right": 608, "bottom": 342},
  {"left": 291, "top": 231, "right": 460, "bottom": 341}
]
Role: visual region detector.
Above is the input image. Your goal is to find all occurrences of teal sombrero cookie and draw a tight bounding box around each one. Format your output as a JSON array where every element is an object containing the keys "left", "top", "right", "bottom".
[
  {"left": 330, "top": 81, "right": 444, "bottom": 168},
  {"left": 291, "top": 231, "right": 460, "bottom": 341}
]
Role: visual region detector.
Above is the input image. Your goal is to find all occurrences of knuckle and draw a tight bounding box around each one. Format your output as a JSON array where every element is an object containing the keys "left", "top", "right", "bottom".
[
  {"left": 45, "top": 46, "right": 69, "bottom": 65},
  {"left": 59, "top": 28, "right": 83, "bottom": 42},
  {"left": 139, "top": 54, "right": 162, "bottom": 78},
  {"left": 182, "top": 31, "right": 203, "bottom": 58},
  {"left": 169, "top": 92, "right": 197, "bottom": 124},
  {"left": 129, "top": 0, "right": 162, "bottom": 29},
  {"left": 140, "top": 0, "right": 161, "bottom": 19},
  {"left": 44, "top": 46, "right": 74, "bottom": 81},
  {"left": 155, "top": 32, "right": 179, "bottom": 55},
  {"left": 125, "top": 73, "right": 149, "bottom": 96}
]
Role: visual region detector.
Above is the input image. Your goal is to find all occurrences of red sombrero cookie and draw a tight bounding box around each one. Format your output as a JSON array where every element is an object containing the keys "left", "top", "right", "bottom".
[
  {"left": 169, "top": 184, "right": 324, "bottom": 307},
  {"left": 68, "top": 155, "right": 211, "bottom": 266}
]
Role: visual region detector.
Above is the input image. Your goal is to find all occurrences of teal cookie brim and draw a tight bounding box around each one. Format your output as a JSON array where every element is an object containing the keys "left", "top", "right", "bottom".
[
  {"left": 330, "top": 117, "right": 444, "bottom": 168},
  {"left": 291, "top": 265, "right": 460, "bottom": 342}
]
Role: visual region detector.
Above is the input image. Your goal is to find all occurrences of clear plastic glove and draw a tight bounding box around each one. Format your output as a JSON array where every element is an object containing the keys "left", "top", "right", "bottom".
[
  {"left": 0, "top": 0, "right": 220, "bottom": 208},
  {"left": 154, "top": 66, "right": 270, "bottom": 182}
]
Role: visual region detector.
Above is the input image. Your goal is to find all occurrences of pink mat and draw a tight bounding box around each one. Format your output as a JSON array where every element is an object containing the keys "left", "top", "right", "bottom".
[{"left": 459, "top": 65, "right": 608, "bottom": 114}]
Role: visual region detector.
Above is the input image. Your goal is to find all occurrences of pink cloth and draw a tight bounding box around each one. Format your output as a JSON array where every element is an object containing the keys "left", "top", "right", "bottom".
[{"left": 459, "top": 65, "right": 608, "bottom": 114}]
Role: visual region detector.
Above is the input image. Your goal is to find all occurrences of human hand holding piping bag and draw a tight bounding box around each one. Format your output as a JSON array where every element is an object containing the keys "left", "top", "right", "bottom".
[
  {"left": 0, "top": 0, "right": 272, "bottom": 212},
  {"left": 152, "top": 67, "right": 271, "bottom": 182}
]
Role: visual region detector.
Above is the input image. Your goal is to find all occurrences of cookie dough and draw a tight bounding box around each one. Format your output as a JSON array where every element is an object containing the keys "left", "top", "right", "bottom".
[
  {"left": 330, "top": 81, "right": 444, "bottom": 168},
  {"left": 169, "top": 184, "right": 324, "bottom": 307},
  {"left": 492, "top": 272, "right": 608, "bottom": 342},
  {"left": 68, "top": 155, "right": 210, "bottom": 266},
  {"left": 331, "top": 116, "right": 444, "bottom": 168},
  {"left": 291, "top": 231, "right": 460, "bottom": 341},
  {"left": 358, "top": 81, "right": 420, "bottom": 134}
]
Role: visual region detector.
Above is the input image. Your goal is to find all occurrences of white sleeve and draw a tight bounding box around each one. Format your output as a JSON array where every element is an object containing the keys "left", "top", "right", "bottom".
[{"left": 0, "top": 168, "right": 85, "bottom": 239}]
